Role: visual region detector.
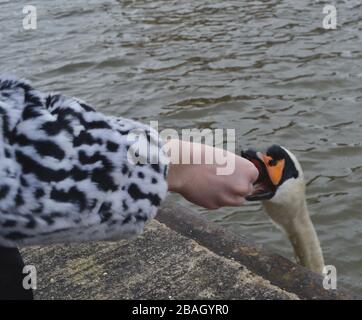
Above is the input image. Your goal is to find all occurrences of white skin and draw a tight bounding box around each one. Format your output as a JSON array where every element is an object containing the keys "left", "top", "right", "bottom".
[{"left": 166, "top": 139, "right": 259, "bottom": 209}]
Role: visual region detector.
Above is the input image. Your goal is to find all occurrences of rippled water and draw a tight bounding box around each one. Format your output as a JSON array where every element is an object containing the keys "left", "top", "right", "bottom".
[{"left": 1, "top": 0, "right": 361, "bottom": 296}]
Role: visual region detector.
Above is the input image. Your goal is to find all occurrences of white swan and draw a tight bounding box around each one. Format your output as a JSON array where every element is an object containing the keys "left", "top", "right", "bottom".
[{"left": 242, "top": 145, "right": 325, "bottom": 274}]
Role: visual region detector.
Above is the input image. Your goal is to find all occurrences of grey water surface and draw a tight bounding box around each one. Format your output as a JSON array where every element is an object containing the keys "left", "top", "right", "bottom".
[{"left": 1, "top": 0, "right": 361, "bottom": 295}]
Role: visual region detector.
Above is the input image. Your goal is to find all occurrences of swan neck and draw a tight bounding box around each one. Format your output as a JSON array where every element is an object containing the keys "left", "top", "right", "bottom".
[{"left": 285, "top": 202, "right": 324, "bottom": 274}]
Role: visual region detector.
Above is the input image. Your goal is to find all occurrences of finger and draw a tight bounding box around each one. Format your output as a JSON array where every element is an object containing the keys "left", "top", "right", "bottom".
[
  {"left": 238, "top": 156, "right": 259, "bottom": 184},
  {"left": 249, "top": 163, "right": 259, "bottom": 184},
  {"left": 223, "top": 195, "right": 245, "bottom": 207},
  {"left": 248, "top": 183, "right": 254, "bottom": 195},
  {"left": 232, "top": 184, "right": 254, "bottom": 197}
]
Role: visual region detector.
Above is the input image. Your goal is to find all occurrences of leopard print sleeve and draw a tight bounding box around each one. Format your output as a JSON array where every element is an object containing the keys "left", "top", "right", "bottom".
[{"left": 0, "top": 76, "right": 169, "bottom": 247}]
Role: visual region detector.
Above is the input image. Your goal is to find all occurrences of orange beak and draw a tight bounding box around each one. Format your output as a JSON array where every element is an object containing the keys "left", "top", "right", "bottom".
[{"left": 258, "top": 153, "right": 285, "bottom": 186}]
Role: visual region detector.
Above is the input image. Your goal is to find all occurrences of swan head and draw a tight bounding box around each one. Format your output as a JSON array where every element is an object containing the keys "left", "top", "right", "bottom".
[
  {"left": 243, "top": 146, "right": 325, "bottom": 274},
  {"left": 242, "top": 145, "right": 305, "bottom": 205}
]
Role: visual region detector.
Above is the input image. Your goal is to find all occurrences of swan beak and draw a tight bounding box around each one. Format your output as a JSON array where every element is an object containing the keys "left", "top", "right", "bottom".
[
  {"left": 241, "top": 149, "right": 284, "bottom": 201},
  {"left": 258, "top": 153, "right": 285, "bottom": 186},
  {"left": 241, "top": 149, "right": 275, "bottom": 201}
]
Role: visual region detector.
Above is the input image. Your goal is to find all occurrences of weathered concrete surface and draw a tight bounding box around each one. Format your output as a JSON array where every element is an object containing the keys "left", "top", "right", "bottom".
[
  {"left": 21, "top": 200, "right": 353, "bottom": 300},
  {"left": 157, "top": 200, "right": 353, "bottom": 300},
  {"left": 21, "top": 220, "right": 297, "bottom": 300}
]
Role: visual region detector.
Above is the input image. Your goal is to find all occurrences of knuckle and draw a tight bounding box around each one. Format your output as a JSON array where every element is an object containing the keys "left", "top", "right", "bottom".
[
  {"left": 250, "top": 164, "right": 259, "bottom": 180},
  {"left": 233, "top": 184, "right": 249, "bottom": 195}
]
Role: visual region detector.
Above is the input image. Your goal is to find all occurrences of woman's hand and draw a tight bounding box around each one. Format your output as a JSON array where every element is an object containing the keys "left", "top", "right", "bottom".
[{"left": 166, "top": 139, "right": 259, "bottom": 209}]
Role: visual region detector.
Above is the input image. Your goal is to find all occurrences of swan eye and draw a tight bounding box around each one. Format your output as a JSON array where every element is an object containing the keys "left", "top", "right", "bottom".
[{"left": 268, "top": 159, "right": 277, "bottom": 166}]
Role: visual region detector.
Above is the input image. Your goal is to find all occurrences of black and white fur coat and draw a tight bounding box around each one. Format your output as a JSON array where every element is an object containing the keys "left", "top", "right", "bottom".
[{"left": 0, "top": 76, "right": 169, "bottom": 247}]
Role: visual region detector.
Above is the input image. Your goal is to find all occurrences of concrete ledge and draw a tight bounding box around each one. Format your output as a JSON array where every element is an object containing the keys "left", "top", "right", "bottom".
[
  {"left": 157, "top": 200, "right": 353, "bottom": 300},
  {"left": 21, "top": 199, "right": 354, "bottom": 300}
]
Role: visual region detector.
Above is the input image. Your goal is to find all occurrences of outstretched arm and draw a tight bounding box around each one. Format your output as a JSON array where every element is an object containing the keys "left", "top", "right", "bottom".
[{"left": 0, "top": 76, "right": 257, "bottom": 248}]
